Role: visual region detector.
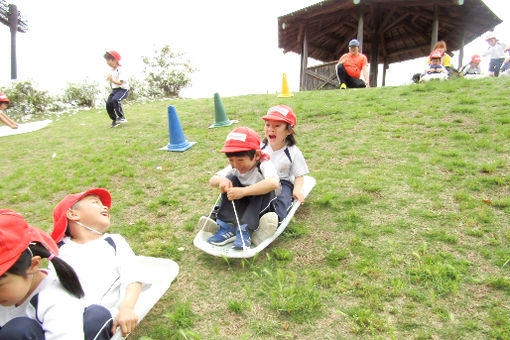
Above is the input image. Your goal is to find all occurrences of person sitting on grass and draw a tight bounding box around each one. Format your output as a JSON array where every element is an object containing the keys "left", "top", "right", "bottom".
[
  {"left": 51, "top": 188, "right": 149, "bottom": 338},
  {"left": 200, "top": 127, "right": 280, "bottom": 249},
  {"left": 425, "top": 40, "right": 453, "bottom": 75},
  {"left": 0, "top": 93, "right": 18, "bottom": 129},
  {"left": 421, "top": 50, "right": 449, "bottom": 82},
  {"left": 335, "top": 38, "right": 370, "bottom": 89},
  {"left": 460, "top": 54, "right": 483, "bottom": 78},
  {"left": 0, "top": 209, "right": 112, "bottom": 340}
]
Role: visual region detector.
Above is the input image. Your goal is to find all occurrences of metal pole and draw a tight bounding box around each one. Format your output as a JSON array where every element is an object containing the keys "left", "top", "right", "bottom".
[{"left": 8, "top": 4, "right": 18, "bottom": 80}]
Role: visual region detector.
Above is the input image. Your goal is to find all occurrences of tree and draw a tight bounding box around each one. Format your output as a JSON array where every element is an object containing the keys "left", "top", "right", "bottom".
[{"left": 142, "top": 45, "right": 195, "bottom": 98}]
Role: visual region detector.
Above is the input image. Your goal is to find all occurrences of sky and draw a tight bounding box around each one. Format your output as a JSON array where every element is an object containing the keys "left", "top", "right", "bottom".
[{"left": 0, "top": 0, "right": 509, "bottom": 99}]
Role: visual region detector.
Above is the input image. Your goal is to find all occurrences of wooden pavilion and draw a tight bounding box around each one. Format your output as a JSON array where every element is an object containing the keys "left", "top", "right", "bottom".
[{"left": 278, "top": 0, "right": 502, "bottom": 90}]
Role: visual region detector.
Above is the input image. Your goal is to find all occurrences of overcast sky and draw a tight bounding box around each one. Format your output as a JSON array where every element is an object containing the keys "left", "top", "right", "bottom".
[{"left": 1, "top": 0, "right": 509, "bottom": 99}]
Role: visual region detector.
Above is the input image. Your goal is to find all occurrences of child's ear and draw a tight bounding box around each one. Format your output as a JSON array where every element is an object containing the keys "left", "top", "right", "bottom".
[
  {"left": 254, "top": 150, "right": 261, "bottom": 160},
  {"left": 66, "top": 208, "right": 80, "bottom": 222},
  {"left": 27, "top": 256, "right": 42, "bottom": 274}
]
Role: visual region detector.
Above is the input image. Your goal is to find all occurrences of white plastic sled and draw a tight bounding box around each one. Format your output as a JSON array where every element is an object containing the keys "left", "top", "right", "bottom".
[
  {"left": 111, "top": 256, "right": 179, "bottom": 340},
  {"left": 193, "top": 175, "right": 316, "bottom": 258},
  {"left": 0, "top": 119, "right": 51, "bottom": 137}
]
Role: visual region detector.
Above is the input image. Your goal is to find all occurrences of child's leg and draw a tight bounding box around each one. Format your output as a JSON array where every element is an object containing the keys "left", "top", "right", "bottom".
[
  {"left": 105, "top": 92, "right": 118, "bottom": 122},
  {"left": 0, "top": 113, "right": 18, "bottom": 129},
  {"left": 111, "top": 89, "right": 129, "bottom": 119},
  {"left": 0, "top": 317, "right": 45, "bottom": 340},
  {"left": 83, "top": 304, "right": 113, "bottom": 340},
  {"left": 275, "top": 180, "right": 294, "bottom": 222}
]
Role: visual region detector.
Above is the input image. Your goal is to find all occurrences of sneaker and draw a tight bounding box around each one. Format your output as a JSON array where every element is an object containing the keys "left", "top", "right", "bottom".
[
  {"left": 252, "top": 212, "right": 278, "bottom": 246},
  {"left": 110, "top": 121, "right": 120, "bottom": 128},
  {"left": 198, "top": 216, "right": 219, "bottom": 233},
  {"left": 233, "top": 224, "right": 251, "bottom": 250},
  {"left": 117, "top": 117, "right": 128, "bottom": 123},
  {"left": 340, "top": 83, "right": 347, "bottom": 89},
  {"left": 207, "top": 220, "right": 236, "bottom": 246}
]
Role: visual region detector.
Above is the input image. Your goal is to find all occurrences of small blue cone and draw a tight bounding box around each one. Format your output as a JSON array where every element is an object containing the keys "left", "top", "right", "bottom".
[{"left": 160, "top": 105, "right": 197, "bottom": 152}]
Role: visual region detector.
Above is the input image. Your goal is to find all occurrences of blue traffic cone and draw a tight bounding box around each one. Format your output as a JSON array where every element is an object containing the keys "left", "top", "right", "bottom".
[
  {"left": 209, "top": 93, "right": 238, "bottom": 128},
  {"left": 160, "top": 105, "right": 197, "bottom": 152}
]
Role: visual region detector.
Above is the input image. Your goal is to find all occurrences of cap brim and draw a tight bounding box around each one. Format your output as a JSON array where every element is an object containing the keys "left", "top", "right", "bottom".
[{"left": 0, "top": 253, "right": 22, "bottom": 276}]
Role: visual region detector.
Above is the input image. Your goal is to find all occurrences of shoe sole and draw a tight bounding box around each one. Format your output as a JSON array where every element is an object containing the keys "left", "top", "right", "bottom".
[
  {"left": 209, "top": 235, "right": 236, "bottom": 246},
  {"left": 198, "top": 216, "right": 219, "bottom": 233}
]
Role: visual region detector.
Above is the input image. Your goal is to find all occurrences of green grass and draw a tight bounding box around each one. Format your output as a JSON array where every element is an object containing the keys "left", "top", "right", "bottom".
[{"left": 1, "top": 77, "right": 510, "bottom": 339}]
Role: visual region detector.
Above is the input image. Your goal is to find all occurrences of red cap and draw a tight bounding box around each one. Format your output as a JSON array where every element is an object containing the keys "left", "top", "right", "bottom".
[
  {"left": 430, "top": 50, "right": 442, "bottom": 59},
  {"left": 262, "top": 104, "right": 297, "bottom": 126},
  {"left": 106, "top": 50, "right": 121, "bottom": 65},
  {"left": 0, "top": 93, "right": 10, "bottom": 102},
  {"left": 0, "top": 209, "right": 59, "bottom": 276},
  {"left": 220, "top": 127, "right": 261, "bottom": 153},
  {"left": 471, "top": 54, "right": 481, "bottom": 63},
  {"left": 51, "top": 188, "right": 111, "bottom": 242}
]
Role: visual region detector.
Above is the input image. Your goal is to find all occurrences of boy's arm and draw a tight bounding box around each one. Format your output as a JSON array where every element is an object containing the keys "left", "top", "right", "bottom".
[
  {"left": 226, "top": 176, "right": 279, "bottom": 201},
  {"left": 292, "top": 176, "right": 306, "bottom": 204},
  {"left": 111, "top": 282, "right": 142, "bottom": 337},
  {"left": 210, "top": 175, "right": 233, "bottom": 192}
]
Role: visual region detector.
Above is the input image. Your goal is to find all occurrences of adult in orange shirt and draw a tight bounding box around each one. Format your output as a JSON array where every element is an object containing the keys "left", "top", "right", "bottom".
[{"left": 335, "top": 39, "right": 370, "bottom": 89}]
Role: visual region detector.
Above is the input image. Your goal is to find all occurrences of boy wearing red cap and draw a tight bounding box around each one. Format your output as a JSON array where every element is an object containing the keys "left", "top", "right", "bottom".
[
  {"left": 0, "top": 93, "right": 18, "bottom": 129},
  {"left": 51, "top": 188, "right": 148, "bottom": 338},
  {"left": 205, "top": 127, "right": 279, "bottom": 249},
  {"left": 460, "top": 55, "right": 482, "bottom": 77},
  {"left": 261, "top": 105, "right": 309, "bottom": 223},
  {"left": 421, "top": 50, "right": 448, "bottom": 82},
  {"left": 104, "top": 51, "right": 129, "bottom": 128},
  {"left": 0, "top": 209, "right": 112, "bottom": 339}
]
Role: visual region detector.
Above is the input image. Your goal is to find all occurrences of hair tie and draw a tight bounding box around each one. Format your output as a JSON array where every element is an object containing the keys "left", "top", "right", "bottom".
[{"left": 48, "top": 253, "right": 56, "bottom": 261}]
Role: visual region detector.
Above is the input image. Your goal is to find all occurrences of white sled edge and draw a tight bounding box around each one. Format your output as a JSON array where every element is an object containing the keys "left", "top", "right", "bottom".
[
  {"left": 0, "top": 119, "right": 51, "bottom": 137},
  {"left": 193, "top": 176, "right": 316, "bottom": 258}
]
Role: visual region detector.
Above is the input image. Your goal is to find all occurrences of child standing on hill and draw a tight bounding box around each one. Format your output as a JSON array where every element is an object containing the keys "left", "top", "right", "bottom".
[
  {"left": 0, "top": 93, "right": 18, "bottom": 129},
  {"left": 0, "top": 209, "right": 112, "bottom": 340},
  {"left": 261, "top": 105, "right": 309, "bottom": 223},
  {"left": 104, "top": 50, "right": 129, "bottom": 128},
  {"left": 202, "top": 127, "right": 280, "bottom": 249},
  {"left": 483, "top": 35, "right": 507, "bottom": 77},
  {"left": 51, "top": 188, "right": 148, "bottom": 338}
]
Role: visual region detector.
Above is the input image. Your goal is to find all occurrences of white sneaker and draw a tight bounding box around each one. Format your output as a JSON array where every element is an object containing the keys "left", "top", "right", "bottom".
[
  {"left": 116, "top": 117, "right": 128, "bottom": 123},
  {"left": 252, "top": 212, "right": 278, "bottom": 246},
  {"left": 198, "top": 216, "right": 219, "bottom": 233}
]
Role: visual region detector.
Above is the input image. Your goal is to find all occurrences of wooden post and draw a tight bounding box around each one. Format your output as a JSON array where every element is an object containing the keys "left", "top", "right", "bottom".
[
  {"left": 382, "top": 60, "right": 389, "bottom": 87},
  {"left": 9, "top": 4, "right": 18, "bottom": 80},
  {"left": 357, "top": 12, "right": 364, "bottom": 53},
  {"left": 430, "top": 5, "right": 438, "bottom": 51},
  {"left": 458, "top": 30, "right": 465, "bottom": 69},
  {"left": 300, "top": 30, "right": 308, "bottom": 91}
]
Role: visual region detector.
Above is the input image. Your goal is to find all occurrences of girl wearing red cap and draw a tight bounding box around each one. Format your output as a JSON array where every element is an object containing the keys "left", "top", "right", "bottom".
[
  {"left": 0, "top": 94, "right": 18, "bottom": 129},
  {"left": 261, "top": 105, "right": 309, "bottom": 223},
  {"left": 0, "top": 209, "right": 113, "bottom": 340}
]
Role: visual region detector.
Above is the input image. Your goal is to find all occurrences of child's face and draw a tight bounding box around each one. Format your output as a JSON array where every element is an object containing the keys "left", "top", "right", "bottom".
[
  {"left": 106, "top": 58, "right": 118, "bottom": 69},
  {"left": 71, "top": 195, "right": 110, "bottom": 232},
  {"left": 488, "top": 38, "right": 496, "bottom": 46},
  {"left": 0, "top": 272, "right": 32, "bottom": 306},
  {"left": 0, "top": 102, "right": 8, "bottom": 110},
  {"left": 228, "top": 152, "right": 260, "bottom": 174},
  {"left": 264, "top": 120, "right": 292, "bottom": 149},
  {"left": 431, "top": 58, "right": 441, "bottom": 66}
]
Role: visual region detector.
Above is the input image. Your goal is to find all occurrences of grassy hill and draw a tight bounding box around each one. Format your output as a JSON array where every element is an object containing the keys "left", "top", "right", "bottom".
[{"left": 1, "top": 77, "right": 510, "bottom": 339}]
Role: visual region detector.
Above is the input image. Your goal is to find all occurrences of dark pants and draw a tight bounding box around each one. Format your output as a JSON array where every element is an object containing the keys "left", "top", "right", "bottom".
[
  {"left": 489, "top": 58, "right": 505, "bottom": 77},
  {"left": 106, "top": 88, "right": 129, "bottom": 121},
  {"left": 275, "top": 180, "right": 294, "bottom": 222},
  {"left": 335, "top": 64, "right": 366, "bottom": 88},
  {"left": 500, "top": 61, "right": 510, "bottom": 73},
  {"left": 0, "top": 305, "right": 112, "bottom": 340},
  {"left": 216, "top": 175, "right": 276, "bottom": 232}
]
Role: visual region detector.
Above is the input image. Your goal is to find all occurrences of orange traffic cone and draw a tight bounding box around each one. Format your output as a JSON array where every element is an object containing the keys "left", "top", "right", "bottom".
[{"left": 278, "top": 73, "right": 293, "bottom": 98}]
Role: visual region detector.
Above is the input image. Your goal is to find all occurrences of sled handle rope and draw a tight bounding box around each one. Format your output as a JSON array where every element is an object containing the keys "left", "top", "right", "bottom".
[
  {"left": 231, "top": 200, "right": 248, "bottom": 251},
  {"left": 200, "top": 193, "right": 222, "bottom": 231}
]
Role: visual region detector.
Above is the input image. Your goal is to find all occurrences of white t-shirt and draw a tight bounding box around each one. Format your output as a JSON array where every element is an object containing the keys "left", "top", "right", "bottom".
[
  {"left": 0, "top": 270, "right": 86, "bottom": 340},
  {"left": 262, "top": 143, "right": 309, "bottom": 184},
  {"left": 58, "top": 233, "right": 149, "bottom": 316},
  {"left": 215, "top": 159, "right": 278, "bottom": 186},
  {"left": 484, "top": 42, "right": 507, "bottom": 59},
  {"left": 110, "top": 66, "right": 130, "bottom": 90}
]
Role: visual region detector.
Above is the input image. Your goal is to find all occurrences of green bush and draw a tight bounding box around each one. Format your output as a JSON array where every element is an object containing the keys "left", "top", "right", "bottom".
[
  {"left": 0, "top": 80, "right": 54, "bottom": 119},
  {"left": 62, "top": 81, "right": 100, "bottom": 107}
]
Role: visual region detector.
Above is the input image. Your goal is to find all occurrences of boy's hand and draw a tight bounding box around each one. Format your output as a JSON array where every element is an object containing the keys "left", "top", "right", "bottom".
[
  {"left": 107, "top": 74, "right": 113, "bottom": 82},
  {"left": 226, "top": 187, "right": 246, "bottom": 200},
  {"left": 218, "top": 177, "right": 233, "bottom": 193},
  {"left": 293, "top": 190, "right": 306, "bottom": 204},
  {"left": 112, "top": 307, "right": 139, "bottom": 337}
]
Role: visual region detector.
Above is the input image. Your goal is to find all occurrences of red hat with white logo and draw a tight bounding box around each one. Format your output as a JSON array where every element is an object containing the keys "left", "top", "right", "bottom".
[
  {"left": 0, "top": 93, "right": 10, "bottom": 102},
  {"left": 471, "top": 54, "right": 481, "bottom": 63},
  {"left": 0, "top": 209, "right": 60, "bottom": 276},
  {"left": 106, "top": 50, "right": 121, "bottom": 65},
  {"left": 262, "top": 104, "right": 297, "bottom": 126},
  {"left": 220, "top": 127, "right": 261, "bottom": 153},
  {"left": 429, "top": 50, "right": 442, "bottom": 59},
  {"left": 51, "top": 188, "right": 111, "bottom": 242}
]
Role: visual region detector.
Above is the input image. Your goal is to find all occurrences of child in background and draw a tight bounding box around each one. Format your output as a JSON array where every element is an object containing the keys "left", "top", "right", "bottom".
[
  {"left": 261, "top": 105, "right": 309, "bottom": 223},
  {"left": 425, "top": 40, "right": 452, "bottom": 72},
  {"left": 421, "top": 50, "right": 448, "bottom": 82},
  {"left": 0, "top": 209, "right": 112, "bottom": 340},
  {"left": 203, "top": 127, "right": 279, "bottom": 249},
  {"left": 104, "top": 50, "right": 129, "bottom": 128},
  {"left": 0, "top": 93, "right": 18, "bottom": 129},
  {"left": 460, "top": 55, "right": 482, "bottom": 77},
  {"left": 483, "top": 34, "right": 507, "bottom": 77},
  {"left": 51, "top": 188, "right": 148, "bottom": 338}
]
